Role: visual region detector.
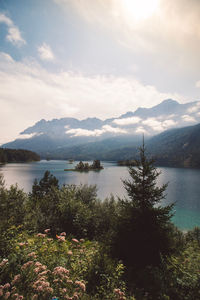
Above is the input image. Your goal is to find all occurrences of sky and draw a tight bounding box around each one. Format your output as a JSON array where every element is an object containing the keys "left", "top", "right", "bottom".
[{"left": 0, "top": 0, "right": 200, "bottom": 144}]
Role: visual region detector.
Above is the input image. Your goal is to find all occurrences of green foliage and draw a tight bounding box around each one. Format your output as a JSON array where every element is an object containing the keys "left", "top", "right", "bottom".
[
  {"left": 111, "top": 143, "right": 175, "bottom": 272},
  {"left": 0, "top": 148, "right": 40, "bottom": 163},
  {"left": 0, "top": 230, "right": 129, "bottom": 299}
]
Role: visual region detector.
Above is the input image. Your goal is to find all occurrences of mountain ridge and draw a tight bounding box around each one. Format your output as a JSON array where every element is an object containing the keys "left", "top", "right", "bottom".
[{"left": 2, "top": 99, "right": 200, "bottom": 161}]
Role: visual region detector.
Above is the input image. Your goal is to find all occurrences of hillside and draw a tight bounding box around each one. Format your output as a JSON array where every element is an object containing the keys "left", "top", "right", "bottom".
[
  {"left": 0, "top": 148, "right": 40, "bottom": 163},
  {"left": 148, "top": 123, "right": 200, "bottom": 167}
]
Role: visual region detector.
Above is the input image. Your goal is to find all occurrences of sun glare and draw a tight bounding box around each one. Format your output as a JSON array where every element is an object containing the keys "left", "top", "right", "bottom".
[{"left": 121, "top": 0, "right": 159, "bottom": 22}]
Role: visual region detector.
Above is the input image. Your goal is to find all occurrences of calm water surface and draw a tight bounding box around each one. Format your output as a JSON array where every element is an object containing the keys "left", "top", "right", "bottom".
[{"left": 1, "top": 160, "right": 200, "bottom": 230}]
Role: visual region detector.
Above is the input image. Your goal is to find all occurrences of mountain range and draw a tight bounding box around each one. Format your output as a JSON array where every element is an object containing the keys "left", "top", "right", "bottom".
[{"left": 2, "top": 99, "right": 200, "bottom": 166}]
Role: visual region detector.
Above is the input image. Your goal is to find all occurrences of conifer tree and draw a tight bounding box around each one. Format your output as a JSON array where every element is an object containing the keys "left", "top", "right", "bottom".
[{"left": 112, "top": 141, "right": 174, "bottom": 269}]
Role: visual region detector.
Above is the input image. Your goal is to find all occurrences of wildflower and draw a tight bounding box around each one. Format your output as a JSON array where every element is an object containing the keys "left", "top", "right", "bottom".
[
  {"left": 73, "top": 293, "right": 79, "bottom": 299},
  {"left": 67, "top": 250, "right": 73, "bottom": 256},
  {"left": 11, "top": 274, "right": 21, "bottom": 285},
  {"left": 0, "top": 258, "right": 8, "bottom": 267},
  {"left": 53, "top": 266, "right": 69, "bottom": 277},
  {"left": 72, "top": 238, "right": 79, "bottom": 243},
  {"left": 56, "top": 235, "right": 65, "bottom": 242},
  {"left": 21, "top": 261, "right": 34, "bottom": 270},
  {"left": 28, "top": 252, "right": 36, "bottom": 257},
  {"left": 44, "top": 228, "right": 50, "bottom": 233},
  {"left": 60, "top": 232, "right": 66, "bottom": 236},
  {"left": 18, "top": 242, "right": 26, "bottom": 246},
  {"left": 75, "top": 281, "right": 86, "bottom": 292},
  {"left": 3, "top": 283, "right": 10, "bottom": 289},
  {"left": 4, "top": 291, "right": 10, "bottom": 299},
  {"left": 37, "top": 233, "right": 46, "bottom": 238}
]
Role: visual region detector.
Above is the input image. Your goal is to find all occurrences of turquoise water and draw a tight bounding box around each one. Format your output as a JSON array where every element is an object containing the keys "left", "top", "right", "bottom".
[{"left": 1, "top": 160, "right": 200, "bottom": 230}]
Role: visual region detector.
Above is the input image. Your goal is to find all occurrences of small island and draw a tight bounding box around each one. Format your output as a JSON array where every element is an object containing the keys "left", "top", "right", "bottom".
[{"left": 64, "top": 160, "right": 103, "bottom": 172}]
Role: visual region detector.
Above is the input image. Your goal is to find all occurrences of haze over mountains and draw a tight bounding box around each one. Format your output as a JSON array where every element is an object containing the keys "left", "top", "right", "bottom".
[{"left": 2, "top": 99, "right": 200, "bottom": 164}]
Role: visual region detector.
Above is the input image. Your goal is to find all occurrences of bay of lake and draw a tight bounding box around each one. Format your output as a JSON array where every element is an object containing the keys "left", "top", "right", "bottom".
[{"left": 1, "top": 160, "right": 200, "bottom": 231}]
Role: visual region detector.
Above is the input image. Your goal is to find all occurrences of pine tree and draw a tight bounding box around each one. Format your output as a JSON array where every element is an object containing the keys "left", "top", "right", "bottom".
[{"left": 112, "top": 142, "right": 174, "bottom": 269}]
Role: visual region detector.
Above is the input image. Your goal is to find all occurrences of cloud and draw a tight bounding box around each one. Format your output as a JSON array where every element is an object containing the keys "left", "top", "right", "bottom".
[
  {"left": 195, "top": 80, "right": 200, "bottom": 88},
  {"left": 162, "top": 119, "right": 177, "bottom": 128},
  {"left": 182, "top": 115, "right": 196, "bottom": 123},
  {"left": 187, "top": 102, "right": 200, "bottom": 113},
  {"left": 142, "top": 117, "right": 177, "bottom": 132},
  {"left": 0, "top": 52, "right": 184, "bottom": 144},
  {"left": 142, "top": 118, "right": 163, "bottom": 131},
  {"left": 66, "top": 125, "right": 127, "bottom": 137},
  {"left": 54, "top": 0, "right": 200, "bottom": 72},
  {"left": 16, "top": 133, "right": 42, "bottom": 140},
  {"left": 135, "top": 126, "right": 147, "bottom": 134},
  {"left": 113, "top": 116, "right": 141, "bottom": 125},
  {"left": 0, "top": 13, "right": 26, "bottom": 46},
  {"left": 38, "top": 43, "right": 55, "bottom": 61}
]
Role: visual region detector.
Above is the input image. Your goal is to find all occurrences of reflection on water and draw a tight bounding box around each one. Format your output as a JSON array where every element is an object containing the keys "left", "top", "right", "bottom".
[{"left": 1, "top": 160, "right": 200, "bottom": 230}]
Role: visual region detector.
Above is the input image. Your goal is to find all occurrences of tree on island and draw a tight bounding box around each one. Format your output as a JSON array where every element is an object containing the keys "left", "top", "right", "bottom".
[
  {"left": 111, "top": 142, "right": 175, "bottom": 271},
  {"left": 75, "top": 160, "right": 103, "bottom": 171}
]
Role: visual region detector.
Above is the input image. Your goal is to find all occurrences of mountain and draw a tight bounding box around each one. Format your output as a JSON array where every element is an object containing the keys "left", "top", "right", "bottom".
[
  {"left": 147, "top": 123, "right": 200, "bottom": 167},
  {"left": 2, "top": 99, "right": 200, "bottom": 158}
]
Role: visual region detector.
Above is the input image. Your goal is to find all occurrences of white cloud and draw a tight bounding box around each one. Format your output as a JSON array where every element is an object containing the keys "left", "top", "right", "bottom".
[
  {"left": 66, "top": 125, "right": 127, "bottom": 137},
  {"left": 162, "top": 119, "right": 177, "bottom": 128},
  {"left": 142, "top": 117, "right": 177, "bottom": 132},
  {"left": 0, "top": 52, "right": 184, "bottom": 144},
  {"left": 187, "top": 102, "right": 200, "bottom": 113},
  {"left": 38, "top": 43, "right": 55, "bottom": 61},
  {"left": 113, "top": 116, "right": 141, "bottom": 125},
  {"left": 0, "top": 13, "right": 26, "bottom": 46},
  {"left": 182, "top": 115, "right": 196, "bottom": 123},
  {"left": 16, "top": 133, "right": 42, "bottom": 140},
  {"left": 54, "top": 0, "right": 200, "bottom": 71},
  {"left": 135, "top": 126, "right": 147, "bottom": 134},
  {"left": 142, "top": 118, "right": 163, "bottom": 131},
  {"left": 195, "top": 81, "right": 200, "bottom": 88}
]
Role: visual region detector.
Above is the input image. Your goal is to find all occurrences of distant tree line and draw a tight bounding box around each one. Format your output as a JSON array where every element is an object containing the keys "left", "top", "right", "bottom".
[{"left": 0, "top": 148, "right": 40, "bottom": 163}]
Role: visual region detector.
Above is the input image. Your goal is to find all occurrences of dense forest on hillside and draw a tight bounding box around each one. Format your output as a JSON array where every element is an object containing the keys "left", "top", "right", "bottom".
[
  {"left": 0, "top": 148, "right": 40, "bottom": 163},
  {"left": 1, "top": 147, "right": 200, "bottom": 299}
]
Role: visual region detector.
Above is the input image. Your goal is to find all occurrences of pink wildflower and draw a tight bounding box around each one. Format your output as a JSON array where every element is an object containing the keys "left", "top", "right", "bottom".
[
  {"left": 75, "top": 281, "right": 86, "bottom": 292},
  {"left": 44, "top": 229, "right": 50, "bottom": 233},
  {"left": 53, "top": 266, "right": 69, "bottom": 277},
  {"left": 4, "top": 291, "right": 10, "bottom": 299},
  {"left": 72, "top": 238, "right": 79, "bottom": 243},
  {"left": 37, "top": 233, "right": 46, "bottom": 238},
  {"left": 60, "top": 232, "right": 66, "bottom": 236},
  {"left": 28, "top": 252, "right": 36, "bottom": 257},
  {"left": 11, "top": 274, "right": 21, "bottom": 285},
  {"left": 56, "top": 235, "right": 65, "bottom": 242},
  {"left": 3, "top": 283, "right": 10, "bottom": 289},
  {"left": 0, "top": 258, "right": 8, "bottom": 267},
  {"left": 21, "top": 261, "right": 34, "bottom": 270}
]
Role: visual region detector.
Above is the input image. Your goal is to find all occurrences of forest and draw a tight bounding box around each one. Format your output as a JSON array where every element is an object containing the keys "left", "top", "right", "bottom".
[
  {"left": 0, "top": 148, "right": 40, "bottom": 163},
  {"left": 1, "top": 145, "right": 200, "bottom": 299}
]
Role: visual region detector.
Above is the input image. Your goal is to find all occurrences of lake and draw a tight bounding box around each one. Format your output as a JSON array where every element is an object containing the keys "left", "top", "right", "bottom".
[{"left": 1, "top": 160, "right": 200, "bottom": 230}]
